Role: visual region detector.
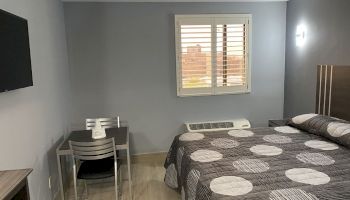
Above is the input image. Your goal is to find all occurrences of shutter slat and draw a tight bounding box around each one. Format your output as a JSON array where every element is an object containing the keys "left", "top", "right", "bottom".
[
  {"left": 185, "top": 73, "right": 245, "bottom": 76},
  {"left": 176, "top": 15, "right": 250, "bottom": 93},
  {"left": 183, "top": 67, "right": 245, "bottom": 72},
  {"left": 180, "top": 24, "right": 212, "bottom": 89},
  {"left": 216, "top": 23, "right": 247, "bottom": 87}
]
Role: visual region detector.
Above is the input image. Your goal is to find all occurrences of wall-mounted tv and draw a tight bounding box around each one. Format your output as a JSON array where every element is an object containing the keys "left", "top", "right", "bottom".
[{"left": 0, "top": 9, "right": 33, "bottom": 93}]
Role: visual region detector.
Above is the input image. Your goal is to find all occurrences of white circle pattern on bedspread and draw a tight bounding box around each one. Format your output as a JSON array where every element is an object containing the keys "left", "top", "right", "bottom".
[
  {"left": 291, "top": 113, "right": 318, "bottom": 124},
  {"left": 228, "top": 130, "right": 254, "bottom": 137},
  {"left": 285, "top": 168, "right": 330, "bottom": 185},
  {"left": 179, "top": 132, "right": 205, "bottom": 141},
  {"left": 190, "top": 150, "right": 223, "bottom": 163},
  {"left": 296, "top": 152, "right": 335, "bottom": 166},
  {"left": 269, "top": 188, "right": 319, "bottom": 200},
  {"left": 233, "top": 158, "right": 270, "bottom": 173},
  {"left": 327, "top": 122, "right": 350, "bottom": 137},
  {"left": 211, "top": 138, "right": 240, "bottom": 149},
  {"left": 210, "top": 176, "right": 253, "bottom": 196},
  {"left": 263, "top": 134, "right": 292, "bottom": 144},
  {"left": 304, "top": 140, "right": 339, "bottom": 150},
  {"left": 274, "top": 126, "right": 300, "bottom": 134},
  {"left": 173, "top": 119, "right": 341, "bottom": 199},
  {"left": 164, "top": 163, "right": 178, "bottom": 188},
  {"left": 250, "top": 145, "right": 283, "bottom": 156},
  {"left": 187, "top": 169, "right": 200, "bottom": 200},
  {"left": 177, "top": 147, "right": 184, "bottom": 176}
]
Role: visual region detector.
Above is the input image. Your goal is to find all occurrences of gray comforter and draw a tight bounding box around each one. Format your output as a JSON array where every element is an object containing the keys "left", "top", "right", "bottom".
[{"left": 164, "top": 125, "right": 350, "bottom": 200}]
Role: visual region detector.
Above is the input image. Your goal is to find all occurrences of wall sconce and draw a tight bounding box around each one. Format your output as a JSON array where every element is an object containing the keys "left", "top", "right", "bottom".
[{"left": 296, "top": 24, "right": 307, "bottom": 47}]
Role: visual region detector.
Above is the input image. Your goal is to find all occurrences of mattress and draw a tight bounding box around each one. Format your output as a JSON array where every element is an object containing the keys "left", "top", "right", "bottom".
[{"left": 164, "top": 125, "right": 350, "bottom": 200}]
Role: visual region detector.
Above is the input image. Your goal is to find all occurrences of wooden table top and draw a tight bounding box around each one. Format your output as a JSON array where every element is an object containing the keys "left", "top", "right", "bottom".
[
  {"left": 0, "top": 169, "right": 32, "bottom": 199},
  {"left": 57, "top": 127, "right": 129, "bottom": 155}
]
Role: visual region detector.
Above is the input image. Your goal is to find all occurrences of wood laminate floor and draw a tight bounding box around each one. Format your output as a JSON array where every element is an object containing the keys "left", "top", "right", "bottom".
[{"left": 64, "top": 153, "right": 180, "bottom": 200}]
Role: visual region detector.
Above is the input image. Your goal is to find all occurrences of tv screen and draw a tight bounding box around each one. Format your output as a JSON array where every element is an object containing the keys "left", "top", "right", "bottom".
[{"left": 0, "top": 9, "right": 33, "bottom": 92}]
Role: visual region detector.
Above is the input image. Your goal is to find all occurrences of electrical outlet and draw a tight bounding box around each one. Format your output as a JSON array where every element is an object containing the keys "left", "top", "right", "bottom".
[{"left": 48, "top": 176, "right": 52, "bottom": 189}]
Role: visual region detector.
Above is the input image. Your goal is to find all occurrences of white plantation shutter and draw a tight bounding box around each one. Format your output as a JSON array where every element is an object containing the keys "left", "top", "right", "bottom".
[{"left": 175, "top": 14, "right": 251, "bottom": 96}]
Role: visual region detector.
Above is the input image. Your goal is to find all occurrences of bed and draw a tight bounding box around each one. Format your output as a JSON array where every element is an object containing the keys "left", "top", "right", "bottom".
[{"left": 164, "top": 65, "right": 350, "bottom": 200}]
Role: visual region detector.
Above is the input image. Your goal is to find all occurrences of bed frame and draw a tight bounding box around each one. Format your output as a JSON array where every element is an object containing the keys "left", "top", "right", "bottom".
[{"left": 316, "top": 65, "right": 350, "bottom": 121}]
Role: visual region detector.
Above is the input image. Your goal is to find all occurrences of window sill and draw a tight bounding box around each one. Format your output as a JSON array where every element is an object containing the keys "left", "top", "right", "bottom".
[{"left": 177, "top": 90, "right": 251, "bottom": 97}]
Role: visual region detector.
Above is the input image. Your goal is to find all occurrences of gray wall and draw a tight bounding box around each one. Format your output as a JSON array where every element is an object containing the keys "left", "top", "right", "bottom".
[
  {"left": 64, "top": 2, "right": 286, "bottom": 154},
  {"left": 284, "top": 0, "right": 350, "bottom": 117},
  {"left": 0, "top": 0, "right": 71, "bottom": 199}
]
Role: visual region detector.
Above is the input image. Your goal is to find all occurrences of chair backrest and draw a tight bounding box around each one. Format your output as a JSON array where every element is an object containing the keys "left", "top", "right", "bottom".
[
  {"left": 85, "top": 117, "right": 119, "bottom": 130},
  {"left": 69, "top": 138, "right": 116, "bottom": 161}
]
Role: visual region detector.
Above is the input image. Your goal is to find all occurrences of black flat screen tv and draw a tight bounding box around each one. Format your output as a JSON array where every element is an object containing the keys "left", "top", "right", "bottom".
[{"left": 0, "top": 9, "right": 33, "bottom": 92}]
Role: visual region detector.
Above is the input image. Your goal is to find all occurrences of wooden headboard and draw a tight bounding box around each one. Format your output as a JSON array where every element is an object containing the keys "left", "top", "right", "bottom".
[{"left": 316, "top": 65, "right": 350, "bottom": 121}]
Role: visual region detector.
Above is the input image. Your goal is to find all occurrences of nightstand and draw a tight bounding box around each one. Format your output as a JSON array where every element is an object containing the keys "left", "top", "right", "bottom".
[{"left": 268, "top": 119, "right": 289, "bottom": 127}]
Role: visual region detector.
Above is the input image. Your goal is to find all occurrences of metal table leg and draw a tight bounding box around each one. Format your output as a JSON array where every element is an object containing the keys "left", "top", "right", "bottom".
[
  {"left": 127, "top": 146, "right": 132, "bottom": 199},
  {"left": 57, "top": 154, "right": 65, "bottom": 200}
]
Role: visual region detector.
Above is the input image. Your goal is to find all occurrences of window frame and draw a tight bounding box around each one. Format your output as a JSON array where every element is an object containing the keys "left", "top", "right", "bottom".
[{"left": 175, "top": 14, "right": 252, "bottom": 97}]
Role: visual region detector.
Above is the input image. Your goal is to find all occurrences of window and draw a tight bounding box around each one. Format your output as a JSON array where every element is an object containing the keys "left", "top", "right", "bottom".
[{"left": 175, "top": 14, "right": 251, "bottom": 96}]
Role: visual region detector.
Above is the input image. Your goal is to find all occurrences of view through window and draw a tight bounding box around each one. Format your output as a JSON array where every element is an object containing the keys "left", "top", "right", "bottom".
[{"left": 176, "top": 15, "right": 251, "bottom": 96}]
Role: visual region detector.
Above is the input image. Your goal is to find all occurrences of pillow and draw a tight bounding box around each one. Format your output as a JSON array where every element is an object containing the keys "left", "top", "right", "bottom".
[{"left": 287, "top": 113, "right": 350, "bottom": 148}]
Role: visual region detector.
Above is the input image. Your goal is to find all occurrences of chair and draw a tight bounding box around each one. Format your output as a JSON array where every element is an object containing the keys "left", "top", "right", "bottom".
[
  {"left": 69, "top": 138, "right": 121, "bottom": 200},
  {"left": 85, "top": 117, "right": 120, "bottom": 130},
  {"left": 85, "top": 117, "right": 123, "bottom": 159}
]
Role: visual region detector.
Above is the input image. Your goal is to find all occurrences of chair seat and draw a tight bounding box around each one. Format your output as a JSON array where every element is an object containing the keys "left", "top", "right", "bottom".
[{"left": 77, "top": 158, "right": 121, "bottom": 180}]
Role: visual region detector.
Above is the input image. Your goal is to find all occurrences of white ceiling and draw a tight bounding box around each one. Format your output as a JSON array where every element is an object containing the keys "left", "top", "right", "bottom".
[{"left": 62, "top": 0, "right": 288, "bottom": 2}]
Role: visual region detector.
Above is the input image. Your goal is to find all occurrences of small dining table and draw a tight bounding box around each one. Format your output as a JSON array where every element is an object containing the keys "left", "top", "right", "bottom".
[{"left": 56, "top": 127, "right": 132, "bottom": 200}]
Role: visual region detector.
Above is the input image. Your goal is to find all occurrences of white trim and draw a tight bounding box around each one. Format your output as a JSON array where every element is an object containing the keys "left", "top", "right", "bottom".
[
  {"left": 132, "top": 151, "right": 168, "bottom": 156},
  {"left": 175, "top": 14, "right": 252, "bottom": 97},
  {"left": 328, "top": 65, "right": 333, "bottom": 116},
  {"left": 246, "top": 16, "right": 252, "bottom": 93},
  {"left": 62, "top": 0, "right": 288, "bottom": 2},
  {"left": 175, "top": 14, "right": 253, "bottom": 19},
  {"left": 175, "top": 18, "right": 182, "bottom": 96},
  {"left": 323, "top": 65, "right": 328, "bottom": 115},
  {"left": 318, "top": 65, "right": 323, "bottom": 114},
  {"left": 211, "top": 17, "right": 217, "bottom": 94},
  {"left": 179, "top": 88, "right": 250, "bottom": 97}
]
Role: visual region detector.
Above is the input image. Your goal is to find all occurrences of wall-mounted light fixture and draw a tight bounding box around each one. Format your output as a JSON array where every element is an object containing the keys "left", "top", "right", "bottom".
[{"left": 296, "top": 24, "right": 307, "bottom": 47}]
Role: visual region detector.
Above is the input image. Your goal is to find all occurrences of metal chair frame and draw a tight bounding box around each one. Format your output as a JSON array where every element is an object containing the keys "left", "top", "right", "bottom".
[
  {"left": 69, "top": 138, "right": 120, "bottom": 200},
  {"left": 85, "top": 117, "right": 120, "bottom": 130}
]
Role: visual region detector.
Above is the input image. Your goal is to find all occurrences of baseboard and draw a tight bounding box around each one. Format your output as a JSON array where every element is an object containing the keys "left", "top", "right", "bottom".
[
  {"left": 116, "top": 151, "right": 168, "bottom": 161},
  {"left": 132, "top": 151, "right": 168, "bottom": 156},
  {"left": 131, "top": 151, "right": 168, "bottom": 164}
]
